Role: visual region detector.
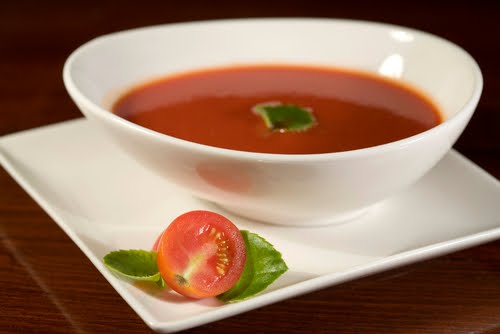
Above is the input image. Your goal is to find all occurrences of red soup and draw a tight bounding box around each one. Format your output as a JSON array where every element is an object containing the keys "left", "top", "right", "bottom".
[{"left": 112, "top": 65, "right": 442, "bottom": 154}]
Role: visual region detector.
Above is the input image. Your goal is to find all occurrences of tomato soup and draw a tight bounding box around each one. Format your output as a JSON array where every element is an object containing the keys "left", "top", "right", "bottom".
[{"left": 112, "top": 65, "right": 442, "bottom": 154}]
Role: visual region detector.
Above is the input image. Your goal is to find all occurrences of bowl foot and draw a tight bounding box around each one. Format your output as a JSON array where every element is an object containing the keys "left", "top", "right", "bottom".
[{"left": 215, "top": 204, "right": 371, "bottom": 227}]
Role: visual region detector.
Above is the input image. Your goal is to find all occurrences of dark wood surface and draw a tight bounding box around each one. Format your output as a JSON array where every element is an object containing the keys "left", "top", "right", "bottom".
[{"left": 1, "top": 1, "right": 499, "bottom": 333}]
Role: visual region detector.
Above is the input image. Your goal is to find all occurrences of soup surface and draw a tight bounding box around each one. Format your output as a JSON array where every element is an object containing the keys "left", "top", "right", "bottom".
[{"left": 113, "top": 65, "right": 442, "bottom": 154}]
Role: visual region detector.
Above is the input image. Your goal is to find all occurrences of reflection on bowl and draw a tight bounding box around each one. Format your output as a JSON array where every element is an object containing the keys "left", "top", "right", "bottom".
[{"left": 63, "top": 18, "right": 482, "bottom": 226}]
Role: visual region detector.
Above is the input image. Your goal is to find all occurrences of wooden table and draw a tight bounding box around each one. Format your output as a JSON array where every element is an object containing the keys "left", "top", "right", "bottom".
[{"left": 1, "top": 1, "right": 499, "bottom": 333}]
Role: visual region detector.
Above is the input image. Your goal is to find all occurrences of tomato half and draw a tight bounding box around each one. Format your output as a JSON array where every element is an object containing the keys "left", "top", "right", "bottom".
[{"left": 156, "top": 210, "right": 246, "bottom": 299}]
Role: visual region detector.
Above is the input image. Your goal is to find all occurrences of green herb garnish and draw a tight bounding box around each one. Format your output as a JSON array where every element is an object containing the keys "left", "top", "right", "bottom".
[
  {"left": 103, "top": 249, "right": 165, "bottom": 287},
  {"left": 253, "top": 102, "right": 316, "bottom": 132},
  {"left": 217, "top": 230, "right": 288, "bottom": 302}
]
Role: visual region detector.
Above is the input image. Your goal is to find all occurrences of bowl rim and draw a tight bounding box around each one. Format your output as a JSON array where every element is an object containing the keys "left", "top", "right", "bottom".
[{"left": 63, "top": 17, "right": 483, "bottom": 163}]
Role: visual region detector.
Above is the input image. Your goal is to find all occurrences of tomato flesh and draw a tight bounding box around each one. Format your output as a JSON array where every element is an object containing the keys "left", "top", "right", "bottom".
[{"left": 156, "top": 210, "right": 246, "bottom": 299}]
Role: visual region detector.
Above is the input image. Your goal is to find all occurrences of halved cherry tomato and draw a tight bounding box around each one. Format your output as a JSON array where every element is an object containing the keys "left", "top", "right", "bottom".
[{"left": 156, "top": 210, "right": 246, "bottom": 299}]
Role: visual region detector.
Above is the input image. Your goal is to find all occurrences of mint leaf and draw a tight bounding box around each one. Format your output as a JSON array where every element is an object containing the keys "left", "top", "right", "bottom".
[
  {"left": 217, "top": 230, "right": 288, "bottom": 302},
  {"left": 103, "top": 250, "right": 163, "bottom": 286},
  {"left": 253, "top": 102, "right": 316, "bottom": 132}
]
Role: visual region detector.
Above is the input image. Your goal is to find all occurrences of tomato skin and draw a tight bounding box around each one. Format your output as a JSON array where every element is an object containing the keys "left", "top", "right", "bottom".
[
  {"left": 156, "top": 211, "right": 246, "bottom": 299},
  {"left": 152, "top": 231, "right": 163, "bottom": 252}
]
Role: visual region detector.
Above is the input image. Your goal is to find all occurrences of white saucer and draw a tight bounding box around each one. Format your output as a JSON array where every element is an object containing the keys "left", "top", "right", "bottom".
[{"left": 1, "top": 119, "right": 499, "bottom": 333}]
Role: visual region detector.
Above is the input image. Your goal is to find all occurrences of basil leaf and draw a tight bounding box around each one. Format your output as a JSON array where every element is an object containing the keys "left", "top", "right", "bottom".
[
  {"left": 253, "top": 102, "right": 316, "bottom": 132},
  {"left": 217, "top": 230, "right": 288, "bottom": 302},
  {"left": 103, "top": 249, "right": 163, "bottom": 284}
]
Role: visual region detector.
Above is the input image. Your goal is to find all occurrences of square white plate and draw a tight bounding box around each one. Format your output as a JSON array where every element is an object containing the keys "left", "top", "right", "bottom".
[{"left": 1, "top": 119, "right": 499, "bottom": 333}]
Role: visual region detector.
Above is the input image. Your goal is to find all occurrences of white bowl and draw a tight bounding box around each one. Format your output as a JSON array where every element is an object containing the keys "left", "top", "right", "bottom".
[{"left": 63, "top": 18, "right": 482, "bottom": 226}]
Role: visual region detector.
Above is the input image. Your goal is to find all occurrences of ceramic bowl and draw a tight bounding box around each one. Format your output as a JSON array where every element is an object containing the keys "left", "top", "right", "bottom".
[{"left": 63, "top": 18, "right": 482, "bottom": 226}]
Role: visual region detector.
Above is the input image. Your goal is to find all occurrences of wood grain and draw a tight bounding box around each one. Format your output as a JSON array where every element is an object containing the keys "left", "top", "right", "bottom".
[{"left": 1, "top": 1, "right": 499, "bottom": 333}]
